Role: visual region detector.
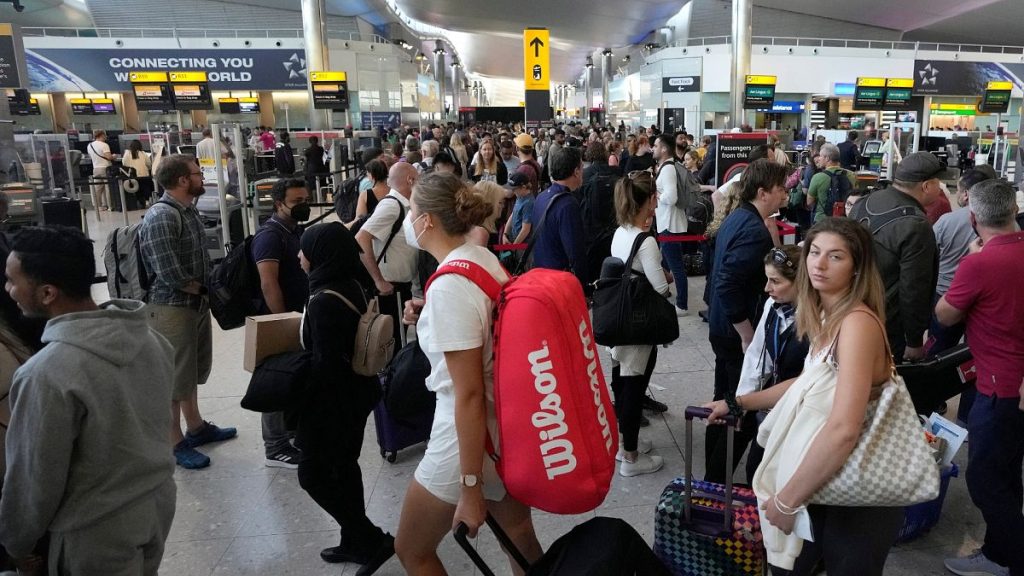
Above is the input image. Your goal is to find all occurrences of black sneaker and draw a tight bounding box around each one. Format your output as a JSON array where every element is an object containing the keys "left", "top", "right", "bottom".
[
  {"left": 320, "top": 545, "right": 362, "bottom": 564},
  {"left": 266, "top": 445, "right": 302, "bottom": 469},
  {"left": 643, "top": 395, "right": 669, "bottom": 414}
]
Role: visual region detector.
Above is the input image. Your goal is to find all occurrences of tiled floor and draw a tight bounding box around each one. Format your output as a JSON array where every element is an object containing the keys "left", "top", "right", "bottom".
[{"left": 82, "top": 207, "right": 984, "bottom": 575}]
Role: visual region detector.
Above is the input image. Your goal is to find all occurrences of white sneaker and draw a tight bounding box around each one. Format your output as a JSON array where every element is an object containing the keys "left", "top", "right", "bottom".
[
  {"left": 944, "top": 550, "right": 1009, "bottom": 576},
  {"left": 619, "top": 452, "right": 664, "bottom": 477},
  {"left": 615, "top": 437, "right": 653, "bottom": 461},
  {"left": 675, "top": 306, "right": 689, "bottom": 317}
]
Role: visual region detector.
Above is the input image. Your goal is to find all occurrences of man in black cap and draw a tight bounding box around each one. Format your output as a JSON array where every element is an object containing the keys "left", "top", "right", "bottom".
[{"left": 848, "top": 151, "right": 944, "bottom": 361}]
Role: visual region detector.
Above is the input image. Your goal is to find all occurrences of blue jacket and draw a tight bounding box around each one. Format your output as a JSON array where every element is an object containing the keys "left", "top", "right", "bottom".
[
  {"left": 530, "top": 183, "right": 587, "bottom": 285},
  {"left": 709, "top": 202, "right": 773, "bottom": 339}
]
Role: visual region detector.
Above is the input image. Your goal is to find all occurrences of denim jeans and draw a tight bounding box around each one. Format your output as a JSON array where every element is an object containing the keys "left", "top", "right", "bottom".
[
  {"left": 660, "top": 232, "right": 688, "bottom": 310},
  {"left": 262, "top": 411, "right": 292, "bottom": 456},
  {"left": 967, "top": 393, "right": 1024, "bottom": 574}
]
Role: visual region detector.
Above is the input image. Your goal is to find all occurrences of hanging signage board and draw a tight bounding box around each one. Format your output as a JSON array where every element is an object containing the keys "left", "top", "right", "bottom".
[
  {"left": 91, "top": 98, "right": 116, "bottom": 115},
  {"left": 130, "top": 71, "right": 174, "bottom": 111},
  {"left": 883, "top": 78, "right": 914, "bottom": 110},
  {"left": 979, "top": 80, "right": 1012, "bottom": 113},
  {"left": 743, "top": 75, "right": 776, "bottom": 109},
  {"left": 70, "top": 98, "right": 93, "bottom": 115},
  {"left": 854, "top": 77, "right": 885, "bottom": 109},
  {"left": 169, "top": 71, "right": 211, "bottom": 110},
  {"left": 0, "top": 24, "right": 28, "bottom": 89},
  {"left": 310, "top": 71, "right": 349, "bottom": 110},
  {"left": 239, "top": 96, "right": 260, "bottom": 114}
]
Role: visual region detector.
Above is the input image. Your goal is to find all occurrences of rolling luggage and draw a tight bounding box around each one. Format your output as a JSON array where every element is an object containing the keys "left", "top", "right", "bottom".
[
  {"left": 654, "top": 407, "right": 765, "bottom": 576},
  {"left": 373, "top": 317, "right": 432, "bottom": 463},
  {"left": 456, "top": 514, "right": 670, "bottom": 576},
  {"left": 897, "top": 344, "right": 976, "bottom": 415}
]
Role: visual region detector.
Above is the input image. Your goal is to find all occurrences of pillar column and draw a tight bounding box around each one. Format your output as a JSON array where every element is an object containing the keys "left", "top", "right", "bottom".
[
  {"left": 301, "top": 0, "right": 330, "bottom": 130},
  {"left": 601, "top": 50, "right": 612, "bottom": 122},
  {"left": 729, "top": 0, "right": 752, "bottom": 129},
  {"left": 434, "top": 42, "right": 447, "bottom": 119},
  {"left": 51, "top": 93, "right": 70, "bottom": 133},
  {"left": 584, "top": 58, "right": 594, "bottom": 122}
]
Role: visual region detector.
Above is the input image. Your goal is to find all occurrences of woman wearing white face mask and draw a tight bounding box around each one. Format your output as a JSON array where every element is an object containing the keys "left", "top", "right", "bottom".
[{"left": 395, "top": 173, "right": 542, "bottom": 575}]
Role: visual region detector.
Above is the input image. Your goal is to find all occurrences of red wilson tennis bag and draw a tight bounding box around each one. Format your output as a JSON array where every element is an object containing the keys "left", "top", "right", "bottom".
[{"left": 426, "top": 262, "right": 618, "bottom": 514}]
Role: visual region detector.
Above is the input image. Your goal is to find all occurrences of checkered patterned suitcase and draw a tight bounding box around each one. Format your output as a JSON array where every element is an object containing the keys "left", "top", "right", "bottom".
[{"left": 654, "top": 407, "right": 765, "bottom": 576}]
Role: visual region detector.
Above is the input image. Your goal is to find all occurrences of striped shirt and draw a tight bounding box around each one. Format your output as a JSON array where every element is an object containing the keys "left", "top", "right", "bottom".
[{"left": 140, "top": 192, "right": 210, "bottom": 309}]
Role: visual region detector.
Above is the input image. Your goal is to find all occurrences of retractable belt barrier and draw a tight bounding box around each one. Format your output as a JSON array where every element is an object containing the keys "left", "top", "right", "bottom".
[{"left": 490, "top": 221, "right": 797, "bottom": 252}]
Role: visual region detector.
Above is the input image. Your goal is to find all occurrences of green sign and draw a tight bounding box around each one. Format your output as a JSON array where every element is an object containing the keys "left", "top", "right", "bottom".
[
  {"left": 931, "top": 109, "right": 976, "bottom": 116},
  {"left": 743, "top": 84, "right": 776, "bottom": 109},
  {"left": 979, "top": 90, "right": 1011, "bottom": 113},
  {"left": 854, "top": 86, "right": 884, "bottom": 109}
]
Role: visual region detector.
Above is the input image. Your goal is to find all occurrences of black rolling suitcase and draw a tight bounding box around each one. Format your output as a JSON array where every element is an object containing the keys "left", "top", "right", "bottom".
[
  {"left": 373, "top": 297, "right": 433, "bottom": 463},
  {"left": 40, "top": 197, "right": 83, "bottom": 231},
  {"left": 897, "top": 344, "right": 976, "bottom": 415},
  {"left": 456, "top": 514, "right": 671, "bottom": 576}
]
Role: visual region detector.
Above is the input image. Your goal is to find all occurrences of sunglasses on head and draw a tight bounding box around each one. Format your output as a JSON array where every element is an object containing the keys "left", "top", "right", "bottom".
[
  {"left": 627, "top": 169, "right": 652, "bottom": 180},
  {"left": 770, "top": 247, "right": 796, "bottom": 270}
]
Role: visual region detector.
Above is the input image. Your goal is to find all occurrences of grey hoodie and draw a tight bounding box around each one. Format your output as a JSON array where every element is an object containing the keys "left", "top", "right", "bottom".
[{"left": 0, "top": 300, "right": 175, "bottom": 558}]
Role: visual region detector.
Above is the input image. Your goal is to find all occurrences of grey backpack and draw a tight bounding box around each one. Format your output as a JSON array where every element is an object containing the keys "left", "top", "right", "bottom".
[{"left": 102, "top": 200, "right": 175, "bottom": 301}]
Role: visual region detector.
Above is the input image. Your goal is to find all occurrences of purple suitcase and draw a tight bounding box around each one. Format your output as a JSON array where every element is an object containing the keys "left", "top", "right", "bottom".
[{"left": 372, "top": 397, "right": 432, "bottom": 463}]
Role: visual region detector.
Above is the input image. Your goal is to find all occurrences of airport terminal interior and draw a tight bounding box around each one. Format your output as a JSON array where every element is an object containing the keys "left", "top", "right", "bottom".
[{"left": 1, "top": 0, "right": 1023, "bottom": 574}]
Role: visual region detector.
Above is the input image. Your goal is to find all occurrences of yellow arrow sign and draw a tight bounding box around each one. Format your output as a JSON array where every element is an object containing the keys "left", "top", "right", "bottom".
[
  {"left": 169, "top": 71, "right": 208, "bottom": 83},
  {"left": 857, "top": 77, "right": 886, "bottom": 87},
  {"left": 523, "top": 28, "right": 550, "bottom": 91},
  {"left": 987, "top": 80, "right": 1013, "bottom": 91},
  {"left": 129, "top": 71, "right": 169, "bottom": 83},
  {"left": 745, "top": 75, "right": 777, "bottom": 85}
]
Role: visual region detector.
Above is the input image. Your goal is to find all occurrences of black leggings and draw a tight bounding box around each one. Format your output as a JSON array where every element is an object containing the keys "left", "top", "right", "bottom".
[
  {"left": 771, "top": 504, "right": 904, "bottom": 576},
  {"left": 297, "top": 409, "right": 385, "bottom": 553},
  {"left": 610, "top": 347, "right": 658, "bottom": 453},
  {"left": 705, "top": 335, "right": 753, "bottom": 484}
]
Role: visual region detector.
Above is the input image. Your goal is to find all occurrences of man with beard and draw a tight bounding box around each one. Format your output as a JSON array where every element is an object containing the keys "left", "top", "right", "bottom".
[{"left": 141, "top": 154, "right": 237, "bottom": 470}]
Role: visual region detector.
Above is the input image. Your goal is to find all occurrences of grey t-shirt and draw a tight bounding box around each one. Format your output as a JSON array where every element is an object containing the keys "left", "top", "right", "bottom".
[{"left": 933, "top": 207, "right": 975, "bottom": 296}]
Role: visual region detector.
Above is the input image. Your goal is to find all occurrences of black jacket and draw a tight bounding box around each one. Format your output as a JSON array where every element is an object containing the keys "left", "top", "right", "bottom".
[
  {"left": 848, "top": 187, "right": 938, "bottom": 349},
  {"left": 837, "top": 140, "right": 859, "bottom": 171}
]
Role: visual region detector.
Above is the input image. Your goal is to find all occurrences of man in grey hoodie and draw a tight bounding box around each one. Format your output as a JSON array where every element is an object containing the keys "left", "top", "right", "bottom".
[{"left": 0, "top": 226, "right": 176, "bottom": 575}]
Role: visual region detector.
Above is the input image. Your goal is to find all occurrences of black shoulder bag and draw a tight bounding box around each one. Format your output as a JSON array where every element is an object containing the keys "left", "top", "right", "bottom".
[{"left": 591, "top": 232, "right": 679, "bottom": 347}]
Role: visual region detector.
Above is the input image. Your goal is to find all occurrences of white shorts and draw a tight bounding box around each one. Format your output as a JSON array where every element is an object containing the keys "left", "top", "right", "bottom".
[{"left": 414, "top": 390, "right": 506, "bottom": 505}]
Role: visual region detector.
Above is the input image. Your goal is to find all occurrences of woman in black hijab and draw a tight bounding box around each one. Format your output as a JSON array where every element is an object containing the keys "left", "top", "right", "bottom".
[{"left": 297, "top": 222, "right": 394, "bottom": 574}]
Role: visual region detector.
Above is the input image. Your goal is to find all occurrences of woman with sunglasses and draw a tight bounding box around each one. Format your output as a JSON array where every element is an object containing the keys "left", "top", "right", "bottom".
[{"left": 705, "top": 244, "right": 808, "bottom": 482}]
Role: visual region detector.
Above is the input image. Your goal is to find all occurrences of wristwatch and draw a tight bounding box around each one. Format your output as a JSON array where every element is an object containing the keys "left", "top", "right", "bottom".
[{"left": 460, "top": 474, "right": 480, "bottom": 488}]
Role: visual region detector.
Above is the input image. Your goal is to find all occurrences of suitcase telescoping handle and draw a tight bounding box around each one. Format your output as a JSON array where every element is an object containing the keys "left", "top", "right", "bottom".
[
  {"left": 454, "top": 514, "right": 531, "bottom": 576},
  {"left": 684, "top": 406, "right": 737, "bottom": 535}
]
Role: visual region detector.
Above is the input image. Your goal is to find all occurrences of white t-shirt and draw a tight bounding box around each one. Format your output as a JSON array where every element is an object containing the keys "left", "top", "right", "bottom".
[
  {"left": 655, "top": 161, "right": 689, "bottom": 233},
  {"left": 414, "top": 243, "right": 509, "bottom": 504},
  {"left": 88, "top": 140, "right": 112, "bottom": 169},
  {"left": 361, "top": 190, "right": 417, "bottom": 283},
  {"left": 196, "top": 137, "right": 219, "bottom": 162}
]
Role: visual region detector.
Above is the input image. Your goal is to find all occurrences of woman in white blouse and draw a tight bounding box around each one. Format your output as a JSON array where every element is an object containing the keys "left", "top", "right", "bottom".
[{"left": 608, "top": 171, "right": 670, "bottom": 477}]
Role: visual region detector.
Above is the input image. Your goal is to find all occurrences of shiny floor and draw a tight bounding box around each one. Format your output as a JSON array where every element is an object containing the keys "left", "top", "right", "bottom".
[{"left": 80, "top": 207, "right": 982, "bottom": 576}]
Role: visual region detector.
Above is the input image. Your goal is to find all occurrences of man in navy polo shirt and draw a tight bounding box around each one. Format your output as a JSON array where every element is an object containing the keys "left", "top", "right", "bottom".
[
  {"left": 937, "top": 179, "right": 1024, "bottom": 576},
  {"left": 529, "top": 145, "right": 587, "bottom": 287},
  {"left": 252, "top": 177, "right": 310, "bottom": 469}
]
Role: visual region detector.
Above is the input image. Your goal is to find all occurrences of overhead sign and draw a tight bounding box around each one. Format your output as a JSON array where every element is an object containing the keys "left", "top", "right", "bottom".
[
  {"left": 0, "top": 24, "right": 27, "bottom": 89},
  {"left": 661, "top": 76, "right": 701, "bottom": 93},
  {"left": 757, "top": 100, "right": 805, "bottom": 113},
  {"left": 523, "top": 28, "right": 550, "bottom": 91},
  {"left": 854, "top": 77, "right": 885, "bottom": 109},
  {"left": 128, "top": 71, "right": 168, "bottom": 83},
  {"left": 91, "top": 98, "right": 116, "bottom": 115},
  {"left": 979, "top": 80, "right": 1012, "bottom": 113},
  {"left": 310, "top": 70, "right": 349, "bottom": 110},
  {"left": 913, "top": 60, "right": 1018, "bottom": 96},
  {"left": 25, "top": 48, "right": 309, "bottom": 91},
  {"left": 743, "top": 75, "right": 776, "bottom": 109},
  {"left": 833, "top": 82, "right": 856, "bottom": 96},
  {"left": 70, "top": 98, "right": 93, "bottom": 115},
  {"left": 883, "top": 78, "right": 914, "bottom": 110},
  {"left": 169, "top": 70, "right": 211, "bottom": 110},
  {"left": 239, "top": 97, "right": 260, "bottom": 114}
]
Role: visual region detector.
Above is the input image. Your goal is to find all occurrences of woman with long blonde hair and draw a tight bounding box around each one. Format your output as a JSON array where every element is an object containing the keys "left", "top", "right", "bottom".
[{"left": 707, "top": 217, "right": 901, "bottom": 576}]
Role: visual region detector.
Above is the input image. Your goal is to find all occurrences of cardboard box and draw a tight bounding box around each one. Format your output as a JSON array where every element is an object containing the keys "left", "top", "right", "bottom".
[{"left": 243, "top": 312, "right": 303, "bottom": 372}]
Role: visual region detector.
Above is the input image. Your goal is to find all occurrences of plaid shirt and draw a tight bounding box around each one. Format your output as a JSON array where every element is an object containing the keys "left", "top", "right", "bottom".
[{"left": 140, "top": 192, "right": 210, "bottom": 309}]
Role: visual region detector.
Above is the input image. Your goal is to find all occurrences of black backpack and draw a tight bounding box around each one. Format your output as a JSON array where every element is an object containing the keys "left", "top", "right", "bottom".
[
  {"left": 275, "top": 144, "right": 296, "bottom": 176},
  {"left": 825, "top": 169, "right": 854, "bottom": 214},
  {"left": 209, "top": 235, "right": 259, "bottom": 330},
  {"left": 334, "top": 169, "right": 365, "bottom": 223},
  {"left": 579, "top": 171, "right": 618, "bottom": 285}
]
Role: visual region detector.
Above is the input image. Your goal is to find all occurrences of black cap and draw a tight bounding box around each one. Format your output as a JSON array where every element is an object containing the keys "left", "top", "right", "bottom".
[
  {"left": 894, "top": 152, "right": 945, "bottom": 182},
  {"left": 506, "top": 170, "right": 532, "bottom": 189}
]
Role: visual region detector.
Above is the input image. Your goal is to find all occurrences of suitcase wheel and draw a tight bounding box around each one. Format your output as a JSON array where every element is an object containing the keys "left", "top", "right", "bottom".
[{"left": 384, "top": 451, "right": 397, "bottom": 463}]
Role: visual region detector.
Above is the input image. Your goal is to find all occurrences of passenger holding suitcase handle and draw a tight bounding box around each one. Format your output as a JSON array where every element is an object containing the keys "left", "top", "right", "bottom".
[
  {"left": 705, "top": 218, "right": 905, "bottom": 576},
  {"left": 394, "top": 172, "right": 542, "bottom": 576}
]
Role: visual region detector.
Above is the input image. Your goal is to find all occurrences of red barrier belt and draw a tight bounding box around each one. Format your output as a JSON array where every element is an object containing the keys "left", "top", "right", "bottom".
[{"left": 492, "top": 221, "right": 796, "bottom": 251}]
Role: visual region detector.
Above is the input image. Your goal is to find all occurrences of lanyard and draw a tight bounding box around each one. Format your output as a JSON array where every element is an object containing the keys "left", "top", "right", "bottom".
[{"left": 770, "top": 311, "right": 792, "bottom": 382}]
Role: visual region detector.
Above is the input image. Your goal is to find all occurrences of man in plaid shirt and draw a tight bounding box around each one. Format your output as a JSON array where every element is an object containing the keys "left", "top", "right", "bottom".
[{"left": 141, "top": 154, "right": 237, "bottom": 469}]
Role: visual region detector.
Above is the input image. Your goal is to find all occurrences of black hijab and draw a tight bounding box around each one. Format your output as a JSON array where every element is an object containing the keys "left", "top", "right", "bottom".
[{"left": 301, "top": 222, "right": 372, "bottom": 297}]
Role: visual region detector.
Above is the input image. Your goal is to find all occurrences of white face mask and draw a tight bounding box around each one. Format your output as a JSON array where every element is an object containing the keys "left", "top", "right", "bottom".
[{"left": 403, "top": 213, "right": 427, "bottom": 250}]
